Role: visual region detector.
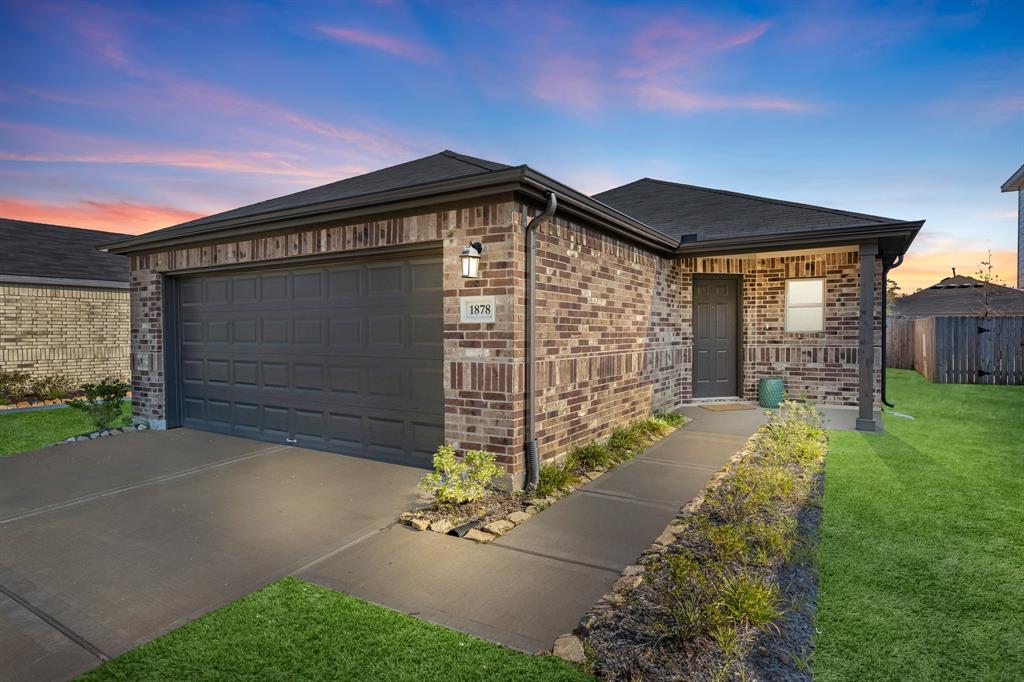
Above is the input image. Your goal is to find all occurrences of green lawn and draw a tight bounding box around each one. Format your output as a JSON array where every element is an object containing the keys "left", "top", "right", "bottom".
[
  {"left": 79, "top": 578, "right": 590, "bottom": 681},
  {"left": 0, "top": 401, "right": 132, "bottom": 456},
  {"left": 815, "top": 370, "right": 1024, "bottom": 681}
]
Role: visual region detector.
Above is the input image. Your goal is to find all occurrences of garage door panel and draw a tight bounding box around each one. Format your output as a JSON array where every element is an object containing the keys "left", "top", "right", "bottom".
[{"left": 176, "top": 254, "right": 443, "bottom": 466}]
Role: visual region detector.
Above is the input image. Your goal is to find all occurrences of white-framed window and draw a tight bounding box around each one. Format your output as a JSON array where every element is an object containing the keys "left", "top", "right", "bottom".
[{"left": 785, "top": 278, "right": 825, "bottom": 332}]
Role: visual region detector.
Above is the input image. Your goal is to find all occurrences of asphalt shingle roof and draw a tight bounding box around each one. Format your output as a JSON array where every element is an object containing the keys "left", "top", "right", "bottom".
[
  {"left": 894, "top": 275, "right": 1024, "bottom": 317},
  {"left": 143, "top": 150, "right": 511, "bottom": 238},
  {"left": 593, "top": 178, "right": 902, "bottom": 243},
  {"left": 102, "top": 150, "right": 922, "bottom": 257},
  {"left": 0, "top": 218, "right": 130, "bottom": 283}
]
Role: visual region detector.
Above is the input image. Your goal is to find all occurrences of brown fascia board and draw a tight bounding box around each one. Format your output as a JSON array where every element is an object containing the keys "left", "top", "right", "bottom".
[
  {"left": 101, "top": 166, "right": 679, "bottom": 255},
  {"left": 673, "top": 220, "right": 924, "bottom": 258},
  {"left": 1002, "top": 163, "right": 1024, "bottom": 192}
]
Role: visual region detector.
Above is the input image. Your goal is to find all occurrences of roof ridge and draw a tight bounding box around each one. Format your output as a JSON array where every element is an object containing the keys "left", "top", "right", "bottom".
[
  {"left": 636, "top": 177, "right": 898, "bottom": 224},
  {"left": 439, "top": 149, "right": 508, "bottom": 172}
]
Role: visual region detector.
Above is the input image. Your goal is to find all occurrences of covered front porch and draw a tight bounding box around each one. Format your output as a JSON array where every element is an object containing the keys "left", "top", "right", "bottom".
[{"left": 676, "top": 242, "right": 885, "bottom": 431}]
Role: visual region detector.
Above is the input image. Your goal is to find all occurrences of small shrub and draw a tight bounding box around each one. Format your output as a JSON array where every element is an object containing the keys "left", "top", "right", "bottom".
[
  {"left": 633, "top": 417, "right": 670, "bottom": 442},
  {"left": 68, "top": 377, "right": 131, "bottom": 430},
  {"left": 717, "top": 573, "right": 782, "bottom": 633},
  {"left": 0, "top": 370, "right": 31, "bottom": 404},
  {"left": 534, "top": 460, "right": 577, "bottom": 497},
  {"left": 568, "top": 441, "right": 613, "bottom": 470},
  {"left": 418, "top": 445, "right": 503, "bottom": 506},
  {"left": 31, "top": 374, "right": 76, "bottom": 401},
  {"left": 654, "top": 411, "right": 686, "bottom": 428},
  {"left": 607, "top": 426, "right": 645, "bottom": 462}
]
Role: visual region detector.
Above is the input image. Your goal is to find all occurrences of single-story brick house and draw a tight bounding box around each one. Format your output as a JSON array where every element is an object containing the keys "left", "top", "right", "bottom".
[
  {"left": 103, "top": 151, "right": 922, "bottom": 487},
  {"left": 1, "top": 218, "right": 131, "bottom": 384}
]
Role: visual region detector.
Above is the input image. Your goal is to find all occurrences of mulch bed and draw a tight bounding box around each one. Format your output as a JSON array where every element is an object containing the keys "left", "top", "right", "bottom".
[{"left": 579, "top": 435, "right": 825, "bottom": 681}]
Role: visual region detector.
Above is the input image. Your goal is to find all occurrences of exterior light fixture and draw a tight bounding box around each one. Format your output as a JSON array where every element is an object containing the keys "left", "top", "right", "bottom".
[{"left": 460, "top": 241, "right": 483, "bottom": 279}]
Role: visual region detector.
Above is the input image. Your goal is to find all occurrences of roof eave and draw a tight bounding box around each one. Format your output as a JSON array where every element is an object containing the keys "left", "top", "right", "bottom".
[
  {"left": 1001, "top": 163, "right": 1024, "bottom": 192},
  {"left": 102, "top": 166, "right": 679, "bottom": 256},
  {"left": 672, "top": 220, "right": 924, "bottom": 258}
]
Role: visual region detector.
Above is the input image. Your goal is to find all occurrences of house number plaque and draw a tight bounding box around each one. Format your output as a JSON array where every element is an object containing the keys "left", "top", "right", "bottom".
[{"left": 460, "top": 296, "right": 496, "bottom": 323}]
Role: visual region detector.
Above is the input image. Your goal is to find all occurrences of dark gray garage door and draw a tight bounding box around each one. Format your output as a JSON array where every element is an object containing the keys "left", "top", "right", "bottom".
[{"left": 175, "top": 253, "right": 443, "bottom": 467}]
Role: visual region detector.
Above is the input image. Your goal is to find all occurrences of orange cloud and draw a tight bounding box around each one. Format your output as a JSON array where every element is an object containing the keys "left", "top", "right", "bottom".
[
  {"left": 0, "top": 198, "right": 203, "bottom": 234},
  {"left": 890, "top": 249, "right": 1018, "bottom": 293},
  {"left": 315, "top": 26, "right": 438, "bottom": 63}
]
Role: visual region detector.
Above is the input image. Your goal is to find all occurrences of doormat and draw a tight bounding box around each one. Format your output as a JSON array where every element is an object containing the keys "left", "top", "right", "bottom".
[{"left": 699, "top": 403, "right": 756, "bottom": 412}]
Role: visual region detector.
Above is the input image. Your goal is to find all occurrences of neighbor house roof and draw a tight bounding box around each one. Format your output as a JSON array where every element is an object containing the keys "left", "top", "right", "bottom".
[
  {"left": 893, "top": 274, "right": 1024, "bottom": 317},
  {"left": 0, "top": 218, "right": 130, "bottom": 287},
  {"left": 103, "top": 150, "right": 923, "bottom": 258},
  {"left": 1002, "top": 163, "right": 1024, "bottom": 192},
  {"left": 593, "top": 178, "right": 921, "bottom": 257}
]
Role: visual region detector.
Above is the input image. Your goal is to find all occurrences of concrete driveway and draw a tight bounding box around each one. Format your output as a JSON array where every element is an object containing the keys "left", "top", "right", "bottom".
[{"left": 0, "top": 429, "right": 424, "bottom": 682}]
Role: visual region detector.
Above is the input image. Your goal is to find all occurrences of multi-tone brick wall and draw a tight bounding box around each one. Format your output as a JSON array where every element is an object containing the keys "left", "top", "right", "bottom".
[
  {"left": 126, "top": 198, "right": 529, "bottom": 473},
  {"left": 126, "top": 194, "right": 882, "bottom": 483},
  {"left": 0, "top": 282, "right": 130, "bottom": 384},
  {"left": 683, "top": 250, "right": 882, "bottom": 407},
  {"left": 524, "top": 210, "right": 881, "bottom": 466},
  {"left": 526, "top": 202, "right": 687, "bottom": 462}
]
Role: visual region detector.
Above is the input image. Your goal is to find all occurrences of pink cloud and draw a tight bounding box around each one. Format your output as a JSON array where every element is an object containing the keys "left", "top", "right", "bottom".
[
  {"left": 315, "top": 25, "right": 438, "bottom": 63},
  {"left": 530, "top": 55, "right": 604, "bottom": 111},
  {"left": 0, "top": 197, "right": 203, "bottom": 234},
  {"left": 622, "top": 20, "right": 771, "bottom": 79},
  {"left": 632, "top": 84, "right": 813, "bottom": 113},
  {"left": 0, "top": 121, "right": 368, "bottom": 180},
  {"left": 987, "top": 96, "right": 1024, "bottom": 115}
]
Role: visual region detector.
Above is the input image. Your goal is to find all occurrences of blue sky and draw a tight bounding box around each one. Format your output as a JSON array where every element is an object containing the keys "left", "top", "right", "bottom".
[{"left": 1, "top": 0, "right": 1021, "bottom": 290}]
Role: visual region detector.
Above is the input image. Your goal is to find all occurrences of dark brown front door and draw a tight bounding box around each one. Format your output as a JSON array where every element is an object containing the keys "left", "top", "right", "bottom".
[
  {"left": 693, "top": 277, "right": 738, "bottom": 398},
  {"left": 174, "top": 253, "right": 443, "bottom": 467}
]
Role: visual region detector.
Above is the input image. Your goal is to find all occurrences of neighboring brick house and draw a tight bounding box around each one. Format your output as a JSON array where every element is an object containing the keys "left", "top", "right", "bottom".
[
  {"left": 103, "top": 151, "right": 922, "bottom": 487},
  {"left": 0, "top": 219, "right": 131, "bottom": 385},
  {"left": 1000, "top": 162, "right": 1023, "bottom": 289}
]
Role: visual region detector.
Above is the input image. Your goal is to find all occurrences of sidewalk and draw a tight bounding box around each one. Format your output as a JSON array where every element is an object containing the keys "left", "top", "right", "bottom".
[{"left": 298, "top": 406, "right": 765, "bottom": 652}]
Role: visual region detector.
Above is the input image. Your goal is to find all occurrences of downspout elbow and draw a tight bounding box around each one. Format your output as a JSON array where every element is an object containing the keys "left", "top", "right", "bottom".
[{"left": 525, "top": 192, "right": 557, "bottom": 490}]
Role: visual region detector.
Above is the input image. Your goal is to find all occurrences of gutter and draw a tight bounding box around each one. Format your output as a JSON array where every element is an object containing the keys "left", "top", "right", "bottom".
[
  {"left": 673, "top": 220, "right": 924, "bottom": 258},
  {"left": 524, "top": 192, "right": 558, "bottom": 490}
]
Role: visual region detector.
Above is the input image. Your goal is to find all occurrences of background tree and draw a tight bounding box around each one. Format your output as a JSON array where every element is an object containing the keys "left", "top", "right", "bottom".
[
  {"left": 975, "top": 249, "right": 1005, "bottom": 318},
  {"left": 886, "top": 278, "right": 902, "bottom": 315}
]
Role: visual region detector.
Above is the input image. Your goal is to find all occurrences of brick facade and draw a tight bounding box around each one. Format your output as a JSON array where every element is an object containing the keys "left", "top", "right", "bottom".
[
  {"left": 0, "top": 282, "right": 130, "bottom": 384},
  {"left": 127, "top": 196, "right": 881, "bottom": 483},
  {"left": 526, "top": 206, "right": 882, "bottom": 468}
]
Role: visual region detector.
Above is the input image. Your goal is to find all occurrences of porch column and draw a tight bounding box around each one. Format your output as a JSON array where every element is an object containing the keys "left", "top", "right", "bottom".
[{"left": 856, "top": 241, "right": 877, "bottom": 431}]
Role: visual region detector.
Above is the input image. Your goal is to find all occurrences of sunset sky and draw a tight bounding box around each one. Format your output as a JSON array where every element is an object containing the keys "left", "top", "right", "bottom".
[{"left": 1, "top": 0, "right": 1021, "bottom": 292}]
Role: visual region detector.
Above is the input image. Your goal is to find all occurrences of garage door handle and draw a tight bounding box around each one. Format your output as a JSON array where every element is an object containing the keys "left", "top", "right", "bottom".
[{"left": 286, "top": 437, "right": 297, "bottom": 444}]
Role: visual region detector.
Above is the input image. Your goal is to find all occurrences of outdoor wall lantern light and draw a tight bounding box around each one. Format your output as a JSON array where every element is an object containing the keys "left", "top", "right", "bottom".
[{"left": 460, "top": 241, "right": 484, "bottom": 278}]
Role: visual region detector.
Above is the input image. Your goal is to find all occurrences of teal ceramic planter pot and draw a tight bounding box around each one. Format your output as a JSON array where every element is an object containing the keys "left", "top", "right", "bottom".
[{"left": 758, "top": 376, "right": 785, "bottom": 409}]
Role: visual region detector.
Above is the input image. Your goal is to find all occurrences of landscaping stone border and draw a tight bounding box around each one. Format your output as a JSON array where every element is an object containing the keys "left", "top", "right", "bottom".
[
  {"left": 399, "top": 418, "right": 690, "bottom": 543},
  {"left": 47, "top": 422, "right": 150, "bottom": 447},
  {"left": 557, "top": 435, "right": 758, "bottom": 659}
]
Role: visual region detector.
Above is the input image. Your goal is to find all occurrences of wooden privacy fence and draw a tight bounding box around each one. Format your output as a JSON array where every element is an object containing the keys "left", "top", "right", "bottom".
[
  {"left": 886, "top": 316, "right": 915, "bottom": 369},
  {"left": 888, "top": 315, "right": 1024, "bottom": 385}
]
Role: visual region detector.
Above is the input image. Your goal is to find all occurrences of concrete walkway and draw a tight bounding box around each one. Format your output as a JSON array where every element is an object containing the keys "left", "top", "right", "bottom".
[{"left": 299, "top": 407, "right": 765, "bottom": 652}]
